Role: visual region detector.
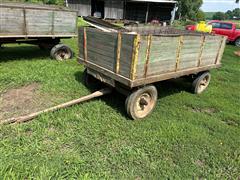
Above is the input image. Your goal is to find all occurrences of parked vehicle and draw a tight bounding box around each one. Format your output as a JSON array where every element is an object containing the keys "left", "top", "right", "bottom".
[
  {"left": 186, "top": 20, "right": 240, "bottom": 47},
  {"left": 0, "top": 3, "right": 78, "bottom": 60},
  {"left": 78, "top": 25, "right": 227, "bottom": 120}
]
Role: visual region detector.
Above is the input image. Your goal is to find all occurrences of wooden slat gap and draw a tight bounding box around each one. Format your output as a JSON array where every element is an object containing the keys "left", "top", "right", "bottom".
[
  {"left": 51, "top": 11, "right": 55, "bottom": 37},
  {"left": 23, "top": 8, "right": 28, "bottom": 38}
]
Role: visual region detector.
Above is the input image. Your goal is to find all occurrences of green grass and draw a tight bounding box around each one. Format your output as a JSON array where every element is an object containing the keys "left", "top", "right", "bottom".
[
  {"left": 78, "top": 17, "right": 89, "bottom": 27},
  {"left": 0, "top": 38, "right": 240, "bottom": 179}
]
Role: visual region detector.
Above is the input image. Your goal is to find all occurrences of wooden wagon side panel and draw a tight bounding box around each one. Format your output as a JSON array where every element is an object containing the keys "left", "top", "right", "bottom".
[
  {"left": 178, "top": 36, "right": 202, "bottom": 70},
  {"left": 54, "top": 11, "right": 77, "bottom": 35},
  {"left": 201, "top": 36, "right": 224, "bottom": 66},
  {"left": 78, "top": 28, "right": 135, "bottom": 79},
  {"left": 0, "top": 4, "right": 77, "bottom": 38},
  {"left": 78, "top": 28, "right": 84, "bottom": 60},
  {"left": 0, "top": 7, "right": 24, "bottom": 36},
  {"left": 119, "top": 33, "right": 135, "bottom": 78},
  {"left": 136, "top": 36, "right": 179, "bottom": 79},
  {"left": 136, "top": 36, "right": 148, "bottom": 79},
  {"left": 84, "top": 28, "right": 118, "bottom": 72},
  {"left": 25, "top": 9, "right": 52, "bottom": 35}
]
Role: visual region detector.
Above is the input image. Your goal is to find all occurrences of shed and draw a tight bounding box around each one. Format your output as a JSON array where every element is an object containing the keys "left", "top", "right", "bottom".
[{"left": 67, "top": 0, "right": 177, "bottom": 24}]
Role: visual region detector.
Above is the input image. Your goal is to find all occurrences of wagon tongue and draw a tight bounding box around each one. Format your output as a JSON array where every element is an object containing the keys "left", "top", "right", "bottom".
[{"left": 83, "top": 16, "right": 130, "bottom": 33}]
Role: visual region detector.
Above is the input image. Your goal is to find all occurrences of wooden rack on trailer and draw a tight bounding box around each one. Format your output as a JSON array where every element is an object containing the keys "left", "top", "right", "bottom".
[
  {"left": 78, "top": 25, "right": 226, "bottom": 119},
  {"left": 0, "top": 2, "right": 78, "bottom": 60}
]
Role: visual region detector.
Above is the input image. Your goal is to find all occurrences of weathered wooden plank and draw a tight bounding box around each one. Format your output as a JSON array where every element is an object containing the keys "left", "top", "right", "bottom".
[{"left": 0, "top": 8, "right": 24, "bottom": 35}]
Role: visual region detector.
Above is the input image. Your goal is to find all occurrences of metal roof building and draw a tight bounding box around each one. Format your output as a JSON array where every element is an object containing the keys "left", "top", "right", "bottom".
[{"left": 67, "top": 0, "right": 177, "bottom": 24}]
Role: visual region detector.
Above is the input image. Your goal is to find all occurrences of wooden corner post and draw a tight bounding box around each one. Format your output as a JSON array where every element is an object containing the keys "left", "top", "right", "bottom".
[
  {"left": 197, "top": 35, "right": 206, "bottom": 67},
  {"left": 175, "top": 35, "right": 184, "bottom": 71},
  {"left": 115, "top": 32, "right": 122, "bottom": 74},
  {"left": 130, "top": 34, "right": 141, "bottom": 80}
]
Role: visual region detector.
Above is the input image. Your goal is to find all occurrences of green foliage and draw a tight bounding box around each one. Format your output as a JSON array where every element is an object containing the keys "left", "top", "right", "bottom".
[
  {"left": 232, "top": 8, "right": 240, "bottom": 18},
  {"left": 212, "top": 12, "right": 227, "bottom": 20},
  {"left": 204, "top": 12, "right": 215, "bottom": 20},
  {"left": 23, "top": 0, "right": 64, "bottom": 5},
  {"left": 177, "top": 0, "right": 203, "bottom": 20},
  {"left": 78, "top": 17, "right": 89, "bottom": 27},
  {"left": 211, "top": 8, "right": 240, "bottom": 20},
  {"left": 225, "top": 10, "right": 234, "bottom": 19},
  {"left": 0, "top": 38, "right": 240, "bottom": 178},
  {"left": 173, "top": 20, "right": 196, "bottom": 29},
  {"left": 196, "top": 10, "right": 205, "bottom": 21}
]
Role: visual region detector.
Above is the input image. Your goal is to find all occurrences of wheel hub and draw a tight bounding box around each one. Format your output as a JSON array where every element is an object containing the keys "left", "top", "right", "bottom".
[
  {"left": 198, "top": 76, "right": 210, "bottom": 93},
  {"left": 56, "top": 49, "right": 71, "bottom": 60},
  {"left": 135, "top": 93, "right": 153, "bottom": 117}
]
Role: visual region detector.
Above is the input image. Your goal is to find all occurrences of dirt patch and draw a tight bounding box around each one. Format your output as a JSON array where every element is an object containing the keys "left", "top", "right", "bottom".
[
  {"left": 189, "top": 106, "right": 218, "bottom": 115},
  {"left": 0, "top": 83, "right": 57, "bottom": 121}
]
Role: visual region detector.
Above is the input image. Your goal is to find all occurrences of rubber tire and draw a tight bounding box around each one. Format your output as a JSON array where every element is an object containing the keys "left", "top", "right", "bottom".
[
  {"left": 50, "top": 44, "right": 73, "bottom": 60},
  {"left": 125, "top": 85, "right": 158, "bottom": 120},
  {"left": 192, "top": 71, "right": 211, "bottom": 94},
  {"left": 83, "top": 69, "right": 102, "bottom": 91},
  {"left": 235, "top": 38, "right": 240, "bottom": 47}
]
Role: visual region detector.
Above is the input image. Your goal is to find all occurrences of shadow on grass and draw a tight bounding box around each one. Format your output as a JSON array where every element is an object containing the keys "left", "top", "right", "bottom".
[
  {"left": 74, "top": 71, "right": 192, "bottom": 119},
  {"left": 155, "top": 78, "right": 192, "bottom": 99},
  {"left": 0, "top": 45, "right": 50, "bottom": 62},
  {"left": 74, "top": 71, "right": 129, "bottom": 118}
]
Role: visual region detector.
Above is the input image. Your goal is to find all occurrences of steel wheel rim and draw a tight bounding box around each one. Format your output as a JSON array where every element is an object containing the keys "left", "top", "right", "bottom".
[
  {"left": 197, "top": 75, "right": 210, "bottom": 94},
  {"left": 134, "top": 93, "right": 155, "bottom": 118}
]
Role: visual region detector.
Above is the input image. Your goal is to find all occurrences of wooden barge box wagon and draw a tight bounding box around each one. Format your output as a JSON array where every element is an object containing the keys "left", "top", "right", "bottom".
[
  {"left": 0, "top": 3, "right": 77, "bottom": 60},
  {"left": 78, "top": 26, "right": 227, "bottom": 120}
]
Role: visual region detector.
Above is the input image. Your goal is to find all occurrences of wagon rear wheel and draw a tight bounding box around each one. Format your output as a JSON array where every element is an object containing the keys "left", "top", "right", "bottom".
[
  {"left": 125, "top": 85, "right": 158, "bottom": 120},
  {"left": 50, "top": 44, "right": 73, "bottom": 60},
  {"left": 192, "top": 72, "right": 211, "bottom": 94}
]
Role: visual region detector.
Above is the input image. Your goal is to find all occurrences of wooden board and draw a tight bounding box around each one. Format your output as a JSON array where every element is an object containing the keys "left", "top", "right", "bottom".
[{"left": 0, "top": 3, "right": 77, "bottom": 38}]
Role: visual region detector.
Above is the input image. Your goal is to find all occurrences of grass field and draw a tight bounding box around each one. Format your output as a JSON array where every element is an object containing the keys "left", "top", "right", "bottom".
[{"left": 0, "top": 38, "right": 240, "bottom": 178}]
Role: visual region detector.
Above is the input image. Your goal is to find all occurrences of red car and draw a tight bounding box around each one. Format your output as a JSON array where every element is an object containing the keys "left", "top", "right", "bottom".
[{"left": 186, "top": 20, "right": 240, "bottom": 47}]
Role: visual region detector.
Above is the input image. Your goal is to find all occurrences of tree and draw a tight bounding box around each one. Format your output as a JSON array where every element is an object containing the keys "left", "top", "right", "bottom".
[
  {"left": 212, "top": 12, "right": 226, "bottom": 20},
  {"left": 177, "top": 0, "right": 203, "bottom": 20},
  {"left": 196, "top": 10, "right": 205, "bottom": 21},
  {"left": 232, "top": 8, "right": 240, "bottom": 17},
  {"left": 225, "top": 10, "right": 233, "bottom": 19}
]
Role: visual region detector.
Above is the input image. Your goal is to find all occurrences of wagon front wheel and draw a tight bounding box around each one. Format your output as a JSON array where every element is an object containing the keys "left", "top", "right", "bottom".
[
  {"left": 125, "top": 85, "right": 158, "bottom": 120},
  {"left": 192, "top": 72, "right": 211, "bottom": 94},
  {"left": 50, "top": 44, "right": 73, "bottom": 60}
]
